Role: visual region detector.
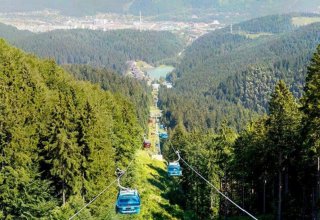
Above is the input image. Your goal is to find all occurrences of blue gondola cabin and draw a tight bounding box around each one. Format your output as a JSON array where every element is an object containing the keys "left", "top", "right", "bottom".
[
  {"left": 167, "top": 162, "right": 182, "bottom": 176},
  {"left": 116, "top": 189, "right": 141, "bottom": 214},
  {"left": 159, "top": 132, "right": 168, "bottom": 139}
]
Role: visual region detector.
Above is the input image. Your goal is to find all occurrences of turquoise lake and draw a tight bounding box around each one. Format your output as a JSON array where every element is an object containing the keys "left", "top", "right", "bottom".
[{"left": 147, "top": 66, "right": 174, "bottom": 80}]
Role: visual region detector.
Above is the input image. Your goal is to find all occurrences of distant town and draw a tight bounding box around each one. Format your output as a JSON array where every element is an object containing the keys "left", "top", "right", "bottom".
[{"left": 0, "top": 10, "right": 224, "bottom": 42}]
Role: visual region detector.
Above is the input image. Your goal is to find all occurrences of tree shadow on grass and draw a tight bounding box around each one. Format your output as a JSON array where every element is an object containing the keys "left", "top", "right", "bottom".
[
  {"left": 153, "top": 203, "right": 186, "bottom": 220},
  {"left": 147, "top": 177, "right": 166, "bottom": 191},
  {"left": 147, "top": 163, "right": 167, "bottom": 177},
  {"left": 146, "top": 164, "right": 170, "bottom": 195},
  {"left": 147, "top": 163, "right": 184, "bottom": 204}
]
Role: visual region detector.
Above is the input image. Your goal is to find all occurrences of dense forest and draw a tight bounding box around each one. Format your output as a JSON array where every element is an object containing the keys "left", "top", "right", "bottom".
[
  {"left": 1, "top": 10, "right": 320, "bottom": 219},
  {"left": 0, "top": 26, "right": 184, "bottom": 73},
  {"left": 0, "top": 23, "right": 33, "bottom": 41},
  {"left": 160, "top": 15, "right": 320, "bottom": 131},
  {"left": 0, "top": 39, "right": 144, "bottom": 219},
  {"left": 163, "top": 45, "right": 320, "bottom": 219},
  {"left": 63, "top": 64, "right": 151, "bottom": 131}
]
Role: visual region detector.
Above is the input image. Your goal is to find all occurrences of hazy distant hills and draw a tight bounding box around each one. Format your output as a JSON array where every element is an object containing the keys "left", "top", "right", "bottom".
[
  {"left": 0, "top": 0, "right": 318, "bottom": 19},
  {"left": 0, "top": 25, "right": 184, "bottom": 73}
]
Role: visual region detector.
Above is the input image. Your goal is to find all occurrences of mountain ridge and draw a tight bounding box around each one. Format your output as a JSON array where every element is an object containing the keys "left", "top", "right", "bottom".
[{"left": 0, "top": 0, "right": 318, "bottom": 18}]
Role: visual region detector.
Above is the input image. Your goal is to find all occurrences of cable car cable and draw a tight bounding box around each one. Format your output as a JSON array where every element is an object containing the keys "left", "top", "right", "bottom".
[
  {"left": 169, "top": 144, "right": 258, "bottom": 220},
  {"left": 69, "top": 159, "right": 135, "bottom": 220}
]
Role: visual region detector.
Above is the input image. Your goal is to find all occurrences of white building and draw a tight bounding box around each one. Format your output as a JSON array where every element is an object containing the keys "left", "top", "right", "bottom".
[{"left": 152, "top": 83, "right": 160, "bottom": 91}]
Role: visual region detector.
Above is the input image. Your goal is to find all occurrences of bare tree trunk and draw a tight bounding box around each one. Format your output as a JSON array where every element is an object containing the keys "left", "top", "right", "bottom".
[
  {"left": 219, "top": 179, "right": 222, "bottom": 219},
  {"left": 285, "top": 169, "right": 289, "bottom": 194},
  {"left": 82, "top": 172, "right": 85, "bottom": 201},
  {"left": 62, "top": 165, "right": 66, "bottom": 206},
  {"left": 313, "top": 187, "right": 316, "bottom": 220},
  {"left": 316, "top": 157, "right": 320, "bottom": 220},
  {"left": 302, "top": 187, "right": 305, "bottom": 220},
  {"left": 63, "top": 182, "right": 66, "bottom": 206},
  {"left": 278, "top": 153, "right": 282, "bottom": 220},
  {"left": 242, "top": 178, "right": 245, "bottom": 208},
  {"left": 1, "top": 149, "right": 4, "bottom": 170},
  {"left": 263, "top": 178, "right": 266, "bottom": 214}
]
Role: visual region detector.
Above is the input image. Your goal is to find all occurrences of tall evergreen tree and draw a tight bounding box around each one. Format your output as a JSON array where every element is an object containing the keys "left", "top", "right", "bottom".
[
  {"left": 41, "top": 91, "right": 81, "bottom": 205},
  {"left": 301, "top": 45, "right": 320, "bottom": 219},
  {"left": 267, "top": 80, "right": 301, "bottom": 219}
]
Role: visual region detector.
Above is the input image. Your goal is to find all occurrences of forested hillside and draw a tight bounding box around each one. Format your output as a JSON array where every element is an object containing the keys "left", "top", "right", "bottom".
[
  {"left": 160, "top": 15, "right": 320, "bottom": 131},
  {"left": 63, "top": 65, "right": 151, "bottom": 130},
  {"left": 164, "top": 45, "right": 320, "bottom": 219},
  {"left": 0, "top": 23, "right": 33, "bottom": 41},
  {"left": 0, "top": 27, "right": 184, "bottom": 73},
  {"left": 0, "top": 39, "right": 143, "bottom": 219}
]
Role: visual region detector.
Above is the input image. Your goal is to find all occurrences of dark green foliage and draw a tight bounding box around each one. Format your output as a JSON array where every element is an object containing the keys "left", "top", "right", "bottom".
[
  {"left": 0, "top": 39, "right": 143, "bottom": 218},
  {"left": 230, "top": 81, "right": 306, "bottom": 218},
  {"left": 301, "top": 45, "right": 320, "bottom": 219},
  {"left": 165, "top": 48, "right": 320, "bottom": 219},
  {"left": 63, "top": 64, "right": 152, "bottom": 131},
  {"left": 164, "top": 124, "right": 237, "bottom": 219},
  {"left": 160, "top": 16, "right": 320, "bottom": 131},
  {"left": 302, "top": 45, "right": 320, "bottom": 149},
  {"left": 159, "top": 88, "right": 255, "bottom": 132},
  {"left": 1, "top": 29, "right": 184, "bottom": 73},
  {"left": 233, "top": 14, "right": 296, "bottom": 34}
]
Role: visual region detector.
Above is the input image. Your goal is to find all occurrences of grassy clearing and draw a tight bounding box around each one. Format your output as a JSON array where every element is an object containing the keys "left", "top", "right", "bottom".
[
  {"left": 149, "top": 97, "right": 162, "bottom": 153},
  {"left": 292, "top": 17, "right": 320, "bottom": 26},
  {"left": 106, "top": 150, "right": 183, "bottom": 220},
  {"left": 130, "top": 150, "right": 184, "bottom": 220},
  {"left": 147, "top": 116, "right": 158, "bottom": 153},
  {"left": 136, "top": 60, "right": 153, "bottom": 70},
  {"left": 237, "top": 31, "right": 273, "bottom": 39}
]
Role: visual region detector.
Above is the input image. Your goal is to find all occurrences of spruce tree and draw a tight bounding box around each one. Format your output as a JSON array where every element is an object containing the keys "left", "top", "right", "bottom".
[
  {"left": 268, "top": 80, "right": 301, "bottom": 220},
  {"left": 301, "top": 45, "right": 320, "bottom": 219},
  {"left": 42, "top": 92, "right": 81, "bottom": 205}
]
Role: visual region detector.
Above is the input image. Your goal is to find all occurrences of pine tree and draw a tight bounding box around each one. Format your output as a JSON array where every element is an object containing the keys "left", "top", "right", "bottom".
[
  {"left": 301, "top": 45, "right": 320, "bottom": 219},
  {"left": 42, "top": 92, "right": 81, "bottom": 205},
  {"left": 267, "top": 80, "right": 301, "bottom": 220}
]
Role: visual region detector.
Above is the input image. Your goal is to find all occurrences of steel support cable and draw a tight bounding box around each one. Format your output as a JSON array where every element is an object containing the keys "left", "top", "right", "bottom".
[
  {"left": 169, "top": 144, "right": 258, "bottom": 220},
  {"left": 69, "top": 159, "right": 135, "bottom": 220}
]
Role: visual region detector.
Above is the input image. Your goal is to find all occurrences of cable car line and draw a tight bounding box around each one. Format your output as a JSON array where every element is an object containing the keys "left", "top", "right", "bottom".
[
  {"left": 69, "top": 159, "right": 135, "bottom": 220},
  {"left": 169, "top": 144, "right": 258, "bottom": 220},
  {"left": 67, "top": 88, "right": 256, "bottom": 219}
]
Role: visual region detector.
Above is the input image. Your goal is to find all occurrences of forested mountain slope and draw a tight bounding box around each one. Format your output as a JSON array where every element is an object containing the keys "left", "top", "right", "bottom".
[
  {"left": 160, "top": 14, "right": 320, "bottom": 131},
  {"left": 164, "top": 45, "right": 320, "bottom": 220},
  {"left": 214, "top": 22, "right": 320, "bottom": 111},
  {"left": 0, "top": 23, "right": 33, "bottom": 41},
  {"left": 63, "top": 64, "right": 151, "bottom": 130},
  {"left": 0, "top": 27, "right": 184, "bottom": 73},
  {"left": 0, "top": 39, "right": 144, "bottom": 218}
]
